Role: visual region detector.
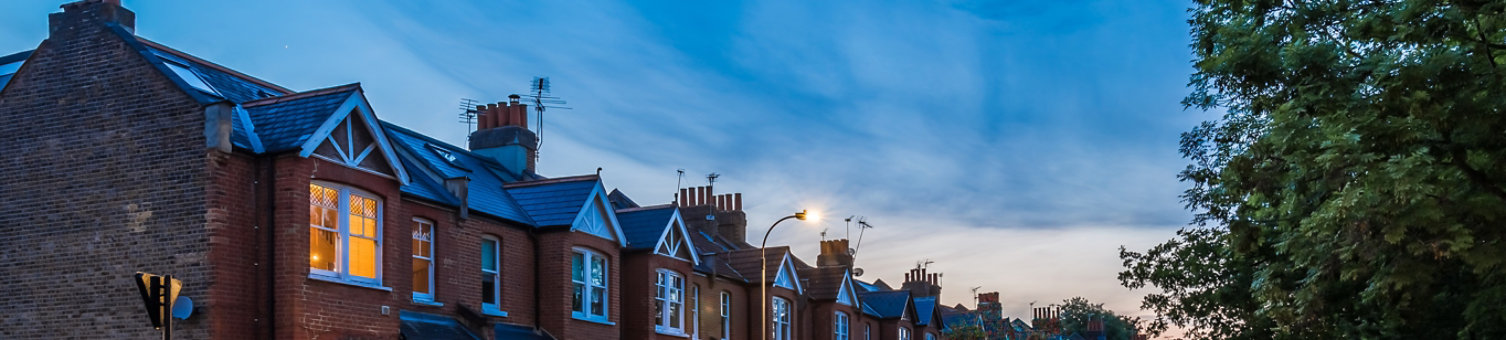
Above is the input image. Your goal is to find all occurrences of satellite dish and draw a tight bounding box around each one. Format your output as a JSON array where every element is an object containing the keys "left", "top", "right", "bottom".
[
  {"left": 853, "top": 268, "right": 864, "bottom": 277},
  {"left": 848, "top": 248, "right": 857, "bottom": 256},
  {"left": 172, "top": 296, "right": 194, "bottom": 320}
]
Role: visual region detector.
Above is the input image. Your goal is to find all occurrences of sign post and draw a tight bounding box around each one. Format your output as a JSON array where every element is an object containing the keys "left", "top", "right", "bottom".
[{"left": 134, "top": 272, "right": 181, "bottom": 340}]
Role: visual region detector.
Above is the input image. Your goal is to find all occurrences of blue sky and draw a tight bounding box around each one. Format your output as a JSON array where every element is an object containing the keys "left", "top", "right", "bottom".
[{"left": 2, "top": 0, "right": 1199, "bottom": 324}]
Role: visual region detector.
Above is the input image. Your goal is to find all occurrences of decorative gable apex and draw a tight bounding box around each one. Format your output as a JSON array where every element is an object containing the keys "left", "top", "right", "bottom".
[
  {"left": 299, "top": 90, "right": 408, "bottom": 183},
  {"left": 836, "top": 274, "right": 858, "bottom": 306},
  {"left": 652, "top": 209, "right": 700, "bottom": 264},
  {"left": 571, "top": 183, "right": 627, "bottom": 246},
  {"left": 771, "top": 253, "right": 804, "bottom": 294}
]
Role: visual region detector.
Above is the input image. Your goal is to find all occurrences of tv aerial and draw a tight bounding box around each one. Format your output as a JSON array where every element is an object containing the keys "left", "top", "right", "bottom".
[
  {"left": 523, "top": 77, "right": 571, "bottom": 161},
  {"left": 457, "top": 98, "right": 481, "bottom": 135}
]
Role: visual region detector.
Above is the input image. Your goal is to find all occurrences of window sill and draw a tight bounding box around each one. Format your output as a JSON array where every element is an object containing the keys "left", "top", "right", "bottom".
[
  {"left": 655, "top": 328, "right": 690, "bottom": 338},
  {"left": 411, "top": 299, "right": 444, "bottom": 307},
  {"left": 571, "top": 314, "right": 614, "bottom": 325},
  {"left": 307, "top": 274, "right": 391, "bottom": 291},
  {"left": 482, "top": 305, "right": 509, "bottom": 318}
]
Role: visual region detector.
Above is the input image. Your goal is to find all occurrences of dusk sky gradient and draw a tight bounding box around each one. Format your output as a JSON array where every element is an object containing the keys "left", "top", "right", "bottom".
[{"left": 1, "top": 0, "right": 1201, "bottom": 329}]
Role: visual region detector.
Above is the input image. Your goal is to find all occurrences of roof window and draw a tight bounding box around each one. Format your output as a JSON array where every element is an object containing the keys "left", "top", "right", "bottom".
[
  {"left": 163, "top": 60, "right": 218, "bottom": 95},
  {"left": 426, "top": 144, "right": 459, "bottom": 164}
]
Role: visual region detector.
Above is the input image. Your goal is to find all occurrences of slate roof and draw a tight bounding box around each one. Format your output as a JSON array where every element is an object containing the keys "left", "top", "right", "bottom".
[
  {"left": 242, "top": 84, "right": 359, "bottom": 153},
  {"left": 724, "top": 247, "right": 791, "bottom": 285},
  {"left": 138, "top": 38, "right": 291, "bottom": 104},
  {"left": 693, "top": 252, "right": 748, "bottom": 282},
  {"left": 859, "top": 290, "right": 911, "bottom": 319},
  {"left": 0, "top": 50, "right": 30, "bottom": 90},
  {"left": 505, "top": 175, "right": 602, "bottom": 227},
  {"left": 398, "top": 311, "right": 480, "bottom": 340},
  {"left": 383, "top": 122, "right": 534, "bottom": 225},
  {"left": 607, "top": 189, "right": 638, "bottom": 210},
  {"left": 616, "top": 205, "right": 677, "bottom": 250},
  {"left": 914, "top": 296, "right": 940, "bottom": 327},
  {"left": 800, "top": 266, "right": 849, "bottom": 300}
]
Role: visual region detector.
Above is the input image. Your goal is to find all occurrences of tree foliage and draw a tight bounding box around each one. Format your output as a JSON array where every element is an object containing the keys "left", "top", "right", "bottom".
[
  {"left": 1056, "top": 297, "right": 1142, "bottom": 340},
  {"left": 1122, "top": 0, "right": 1506, "bottom": 338}
]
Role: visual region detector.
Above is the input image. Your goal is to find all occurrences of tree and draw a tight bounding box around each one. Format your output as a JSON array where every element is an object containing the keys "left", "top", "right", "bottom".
[
  {"left": 1055, "top": 297, "right": 1141, "bottom": 340},
  {"left": 1122, "top": 0, "right": 1506, "bottom": 338}
]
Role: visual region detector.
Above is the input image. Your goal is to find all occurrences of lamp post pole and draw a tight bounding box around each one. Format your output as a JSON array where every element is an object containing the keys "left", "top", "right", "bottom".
[{"left": 760, "top": 210, "right": 808, "bottom": 340}]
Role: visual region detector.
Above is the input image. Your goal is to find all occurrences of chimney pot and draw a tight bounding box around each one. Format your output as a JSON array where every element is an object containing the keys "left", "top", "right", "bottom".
[
  {"left": 734, "top": 193, "right": 742, "bottom": 211},
  {"left": 509, "top": 94, "right": 521, "bottom": 105}
]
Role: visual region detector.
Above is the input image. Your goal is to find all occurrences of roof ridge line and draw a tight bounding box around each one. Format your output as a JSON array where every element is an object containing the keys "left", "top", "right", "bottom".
[
  {"left": 615, "top": 204, "right": 675, "bottom": 213},
  {"left": 242, "top": 83, "right": 361, "bottom": 108},
  {"left": 136, "top": 37, "right": 294, "bottom": 94},
  {"left": 503, "top": 174, "right": 600, "bottom": 188}
]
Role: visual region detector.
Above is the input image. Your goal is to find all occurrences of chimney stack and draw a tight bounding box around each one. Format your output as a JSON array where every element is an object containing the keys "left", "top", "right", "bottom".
[
  {"left": 52, "top": 0, "right": 136, "bottom": 39},
  {"left": 817, "top": 239, "right": 853, "bottom": 268},
  {"left": 468, "top": 95, "right": 537, "bottom": 176}
]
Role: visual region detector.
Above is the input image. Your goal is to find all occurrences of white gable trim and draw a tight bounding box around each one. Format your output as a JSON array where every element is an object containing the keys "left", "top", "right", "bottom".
[
  {"left": 570, "top": 182, "right": 628, "bottom": 247},
  {"left": 836, "top": 273, "right": 858, "bottom": 306},
  {"left": 771, "top": 253, "right": 804, "bottom": 294},
  {"left": 297, "top": 90, "right": 409, "bottom": 184},
  {"left": 651, "top": 209, "right": 700, "bottom": 265}
]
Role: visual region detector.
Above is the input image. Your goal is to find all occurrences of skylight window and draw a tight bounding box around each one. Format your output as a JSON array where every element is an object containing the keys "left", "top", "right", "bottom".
[
  {"left": 426, "top": 144, "right": 458, "bottom": 163},
  {"left": 163, "top": 61, "right": 217, "bottom": 95}
]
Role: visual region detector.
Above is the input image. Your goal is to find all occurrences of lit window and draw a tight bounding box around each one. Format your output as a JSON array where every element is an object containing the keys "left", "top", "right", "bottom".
[
  {"left": 412, "top": 219, "right": 435, "bottom": 302},
  {"left": 308, "top": 183, "right": 382, "bottom": 285},
  {"left": 772, "top": 297, "right": 792, "bottom": 340},
  {"left": 834, "top": 312, "right": 849, "bottom": 340},
  {"left": 163, "top": 60, "right": 217, "bottom": 95},
  {"left": 481, "top": 236, "right": 504, "bottom": 315},
  {"left": 720, "top": 291, "right": 732, "bottom": 339},
  {"left": 899, "top": 326, "right": 911, "bottom": 340},
  {"left": 654, "top": 270, "right": 685, "bottom": 334},
  {"left": 571, "top": 249, "right": 609, "bottom": 320}
]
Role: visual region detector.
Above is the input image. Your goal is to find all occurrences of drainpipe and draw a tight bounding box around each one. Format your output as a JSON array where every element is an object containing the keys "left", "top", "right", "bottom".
[{"left": 528, "top": 226, "right": 542, "bottom": 333}]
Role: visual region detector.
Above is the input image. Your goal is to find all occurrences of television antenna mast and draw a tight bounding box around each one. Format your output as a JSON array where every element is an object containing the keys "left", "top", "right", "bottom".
[
  {"left": 523, "top": 77, "right": 571, "bottom": 162},
  {"left": 457, "top": 98, "right": 481, "bottom": 136}
]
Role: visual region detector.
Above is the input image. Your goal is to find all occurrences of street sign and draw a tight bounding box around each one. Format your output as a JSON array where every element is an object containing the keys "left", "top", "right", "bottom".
[{"left": 134, "top": 272, "right": 182, "bottom": 339}]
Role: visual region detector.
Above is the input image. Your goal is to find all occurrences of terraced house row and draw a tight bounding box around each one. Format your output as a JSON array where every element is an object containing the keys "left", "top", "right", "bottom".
[{"left": 0, "top": 1, "right": 949, "bottom": 339}]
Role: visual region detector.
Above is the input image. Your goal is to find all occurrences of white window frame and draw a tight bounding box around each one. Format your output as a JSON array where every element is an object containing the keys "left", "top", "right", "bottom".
[
  {"left": 655, "top": 269, "right": 686, "bottom": 334},
  {"left": 772, "top": 297, "right": 792, "bottom": 340},
  {"left": 834, "top": 311, "right": 849, "bottom": 340},
  {"left": 412, "top": 218, "right": 435, "bottom": 302},
  {"left": 571, "top": 248, "right": 610, "bottom": 321},
  {"left": 308, "top": 182, "right": 383, "bottom": 287},
  {"left": 720, "top": 291, "right": 732, "bottom": 339},
  {"left": 691, "top": 284, "right": 701, "bottom": 339},
  {"left": 481, "top": 236, "right": 505, "bottom": 316},
  {"left": 865, "top": 324, "right": 871, "bottom": 340},
  {"left": 899, "top": 326, "right": 911, "bottom": 340},
  {"left": 925, "top": 333, "right": 936, "bottom": 340}
]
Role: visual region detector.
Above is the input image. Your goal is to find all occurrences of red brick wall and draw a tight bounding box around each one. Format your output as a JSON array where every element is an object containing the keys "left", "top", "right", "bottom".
[
  {"left": 204, "top": 151, "right": 264, "bottom": 340},
  {"left": 691, "top": 275, "right": 749, "bottom": 340},
  {"left": 747, "top": 286, "right": 801, "bottom": 340},
  {"left": 402, "top": 200, "right": 538, "bottom": 331},
  {"left": 0, "top": 3, "right": 215, "bottom": 338},
  {"left": 271, "top": 156, "right": 407, "bottom": 339},
  {"left": 537, "top": 230, "right": 623, "bottom": 339},
  {"left": 621, "top": 251, "right": 698, "bottom": 339},
  {"left": 808, "top": 301, "right": 862, "bottom": 340}
]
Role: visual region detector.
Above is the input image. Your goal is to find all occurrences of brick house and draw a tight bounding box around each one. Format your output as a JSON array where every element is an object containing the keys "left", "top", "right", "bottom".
[{"left": 0, "top": 1, "right": 952, "bottom": 339}]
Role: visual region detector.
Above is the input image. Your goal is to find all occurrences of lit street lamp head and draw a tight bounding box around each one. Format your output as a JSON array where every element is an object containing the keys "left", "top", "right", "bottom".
[{"left": 795, "top": 209, "right": 819, "bottom": 222}]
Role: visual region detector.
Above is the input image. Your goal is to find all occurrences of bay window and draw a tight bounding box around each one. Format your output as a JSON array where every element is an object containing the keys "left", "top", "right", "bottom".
[
  {"left": 571, "top": 249, "right": 609, "bottom": 321},
  {"left": 412, "top": 219, "right": 434, "bottom": 302},
  {"left": 654, "top": 270, "right": 685, "bottom": 334},
  {"left": 308, "top": 183, "right": 382, "bottom": 285}
]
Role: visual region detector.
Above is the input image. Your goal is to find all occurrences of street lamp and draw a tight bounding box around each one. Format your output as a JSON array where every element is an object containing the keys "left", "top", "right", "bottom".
[{"left": 761, "top": 209, "right": 816, "bottom": 340}]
